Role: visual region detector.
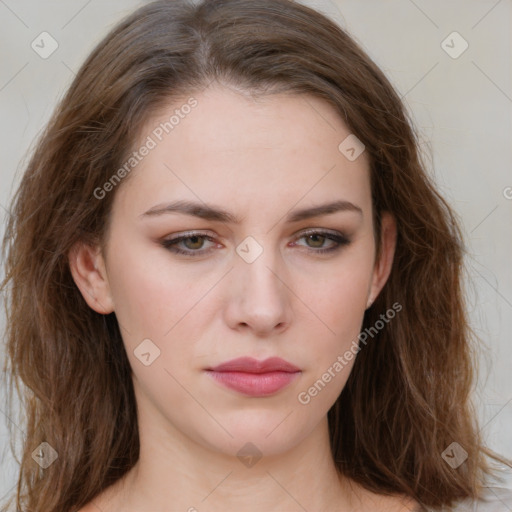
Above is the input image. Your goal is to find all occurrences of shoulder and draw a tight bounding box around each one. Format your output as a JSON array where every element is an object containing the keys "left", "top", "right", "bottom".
[
  {"left": 350, "top": 486, "right": 422, "bottom": 511},
  {"left": 76, "top": 498, "right": 113, "bottom": 512},
  {"left": 449, "top": 485, "right": 512, "bottom": 511},
  {"left": 74, "top": 471, "right": 133, "bottom": 512},
  {"left": 75, "top": 485, "right": 120, "bottom": 512},
  {"left": 75, "top": 505, "right": 96, "bottom": 512},
  {"left": 76, "top": 497, "right": 114, "bottom": 512}
]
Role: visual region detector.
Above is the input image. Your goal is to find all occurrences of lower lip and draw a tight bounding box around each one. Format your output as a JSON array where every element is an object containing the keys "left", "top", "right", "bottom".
[{"left": 206, "top": 370, "right": 300, "bottom": 397}]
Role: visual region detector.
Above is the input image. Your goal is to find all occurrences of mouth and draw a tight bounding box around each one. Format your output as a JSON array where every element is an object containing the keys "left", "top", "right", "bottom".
[{"left": 205, "top": 357, "right": 301, "bottom": 397}]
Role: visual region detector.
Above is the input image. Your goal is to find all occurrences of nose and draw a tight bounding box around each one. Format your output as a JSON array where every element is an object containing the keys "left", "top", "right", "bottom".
[{"left": 223, "top": 245, "right": 292, "bottom": 337}]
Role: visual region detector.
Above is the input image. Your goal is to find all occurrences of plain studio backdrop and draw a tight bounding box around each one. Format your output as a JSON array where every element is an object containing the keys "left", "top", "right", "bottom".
[{"left": 0, "top": 0, "right": 511, "bottom": 502}]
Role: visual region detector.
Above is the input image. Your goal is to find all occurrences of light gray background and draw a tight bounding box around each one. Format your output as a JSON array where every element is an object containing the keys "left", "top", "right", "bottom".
[{"left": 1, "top": 0, "right": 511, "bottom": 502}]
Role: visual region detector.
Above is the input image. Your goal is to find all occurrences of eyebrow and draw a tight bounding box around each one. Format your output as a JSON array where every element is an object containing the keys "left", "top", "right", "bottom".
[{"left": 140, "top": 199, "right": 362, "bottom": 223}]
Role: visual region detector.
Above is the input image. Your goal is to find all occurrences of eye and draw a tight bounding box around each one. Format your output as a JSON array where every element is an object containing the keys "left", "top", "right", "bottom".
[
  {"left": 160, "top": 229, "right": 351, "bottom": 257},
  {"left": 292, "top": 229, "right": 350, "bottom": 254},
  {"left": 161, "top": 232, "right": 217, "bottom": 256}
]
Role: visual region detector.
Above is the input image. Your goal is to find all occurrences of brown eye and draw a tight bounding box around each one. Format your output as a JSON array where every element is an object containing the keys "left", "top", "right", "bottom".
[
  {"left": 305, "top": 234, "right": 327, "bottom": 248},
  {"left": 161, "top": 233, "right": 216, "bottom": 256},
  {"left": 182, "top": 236, "right": 206, "bottom": 250},
  {"left": 293, "top": 230, "right": 350, "bottom": 254}
]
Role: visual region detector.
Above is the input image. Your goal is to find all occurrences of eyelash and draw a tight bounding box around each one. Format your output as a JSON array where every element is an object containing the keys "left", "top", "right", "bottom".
[{"left": 160, "top": 229, "right": 350, "bottom": 257}]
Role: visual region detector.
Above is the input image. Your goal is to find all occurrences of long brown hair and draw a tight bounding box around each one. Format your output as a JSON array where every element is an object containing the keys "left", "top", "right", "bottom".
[{"left": 1, "top": 0, "right": 510, "bottom": 510}]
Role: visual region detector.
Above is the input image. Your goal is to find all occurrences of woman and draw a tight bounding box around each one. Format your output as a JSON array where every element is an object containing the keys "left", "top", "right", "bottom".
[{"left": 1, "top": 0, "right": 510, "bottom": 511}]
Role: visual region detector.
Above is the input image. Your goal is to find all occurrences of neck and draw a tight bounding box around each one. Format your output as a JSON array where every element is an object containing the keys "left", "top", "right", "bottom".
[{"left": 113, "top": 410, "right": 356, "bottom": 511}]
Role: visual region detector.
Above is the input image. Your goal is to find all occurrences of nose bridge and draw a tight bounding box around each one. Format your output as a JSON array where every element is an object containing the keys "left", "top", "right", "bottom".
[
  {"left": 236, "top": 236, "right": 283, "bottom": 299},
  {"left": 228, "top": 234, "right": 290, "bottom": 332}
]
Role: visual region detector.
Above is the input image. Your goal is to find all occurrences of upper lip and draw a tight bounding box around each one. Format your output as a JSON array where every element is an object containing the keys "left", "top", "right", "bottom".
[{"left": 207, "top": 357, "right": 300, "bottom": 374}]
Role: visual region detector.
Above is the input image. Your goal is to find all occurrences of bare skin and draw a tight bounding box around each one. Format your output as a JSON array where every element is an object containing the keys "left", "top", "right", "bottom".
[
  {"left": 71, "top": 85, "right": 418, "bottom": 511},
  {"left": 79, "top": 472, "right": 421, "bottom": 512}
]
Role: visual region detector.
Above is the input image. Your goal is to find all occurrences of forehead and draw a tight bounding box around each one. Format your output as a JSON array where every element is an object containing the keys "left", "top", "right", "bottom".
[
  {"left": 141, "top": 87, "right": 359, "bottom": 160},
  {"left": 114, "top": 86, "right": 372, "bottom": 219}
]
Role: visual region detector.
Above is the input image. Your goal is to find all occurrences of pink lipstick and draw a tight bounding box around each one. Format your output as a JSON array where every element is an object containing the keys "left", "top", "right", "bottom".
[{"left": 205, "top": 357, "right": 301, "bottom": 397}]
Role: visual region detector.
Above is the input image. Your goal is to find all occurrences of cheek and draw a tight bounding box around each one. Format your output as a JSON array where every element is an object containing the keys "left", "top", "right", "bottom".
[
  {"left": 294, "top": 250, "right": 374, "bottom": 379},
  {"left": 302, "top": 251, "right": 373, "bottom": 325},
  {"left": 105, "top": 236, "right": 192, "bottom": 344},
  {"left": 292, "top": 271, "right": 370, "bottom": 418}
]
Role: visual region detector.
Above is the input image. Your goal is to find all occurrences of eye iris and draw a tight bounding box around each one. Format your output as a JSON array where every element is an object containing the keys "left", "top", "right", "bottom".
[
  {"left": 306, "top": 234, "right": 325, "bottom": 248},
  {"left": 184, "top": 236, "right": 204, "bottom": 250}
]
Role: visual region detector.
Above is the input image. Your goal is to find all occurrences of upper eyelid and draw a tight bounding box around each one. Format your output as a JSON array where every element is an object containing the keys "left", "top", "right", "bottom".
[
  {"left": 163, "top": 229, "right": 349, "bottom": 251},
  {"left": 166, "top": 227, "right": 345, "bottom": 240}
]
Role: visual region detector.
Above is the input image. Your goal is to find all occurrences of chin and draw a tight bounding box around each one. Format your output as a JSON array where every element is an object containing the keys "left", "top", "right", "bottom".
[{"left": 196, "top": 410, "right": 314, "bottom": 459}]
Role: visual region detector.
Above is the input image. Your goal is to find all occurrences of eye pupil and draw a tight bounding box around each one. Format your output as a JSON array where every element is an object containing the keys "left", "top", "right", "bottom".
[
  {"left": 307, "top": 234, "right": 325, "bottom": 248},
  {"left": 184, "top": 236, "right": 204, "bottom": 250}
]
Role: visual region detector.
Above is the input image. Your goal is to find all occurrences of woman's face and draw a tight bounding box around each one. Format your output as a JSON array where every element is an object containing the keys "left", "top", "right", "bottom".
[{"left": 72, "top": 85, "right": 395, "bottom": 458}]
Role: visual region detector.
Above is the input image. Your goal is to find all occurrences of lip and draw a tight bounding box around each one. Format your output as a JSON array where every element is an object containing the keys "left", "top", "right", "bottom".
[{"left": 205, "top": 357, "right": 301, "bottom": 397}]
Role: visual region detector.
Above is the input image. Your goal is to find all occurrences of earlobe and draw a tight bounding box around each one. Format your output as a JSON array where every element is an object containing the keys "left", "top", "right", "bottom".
[
  {"left": 68, "top": 242, "right": 114, "bottom": 314},
  {"left": 368, "top": 212, "right": 397, "bottom": 305}
]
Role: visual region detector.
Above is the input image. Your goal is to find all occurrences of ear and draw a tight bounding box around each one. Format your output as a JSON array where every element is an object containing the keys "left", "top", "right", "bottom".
[
  {"left": 366, "top": 212, "right": 397, "bottom": 308},
  {"left": 68, "top": 241, "right": 115, "bottom": 314}
]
